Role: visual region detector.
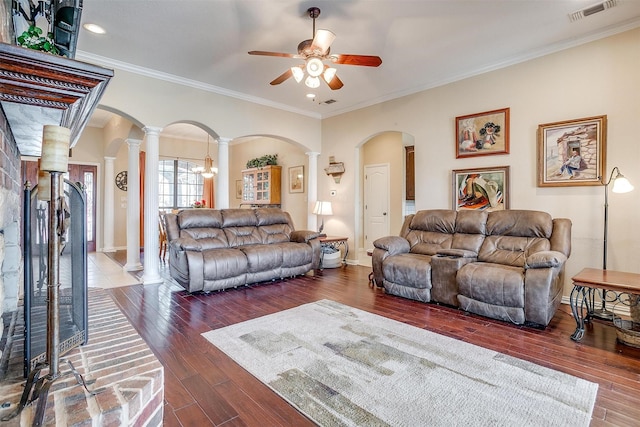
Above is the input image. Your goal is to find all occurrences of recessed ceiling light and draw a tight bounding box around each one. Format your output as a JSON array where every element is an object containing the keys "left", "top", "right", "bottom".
[
  {"left": 83, "top": 23, "right": 106, "bottom": 34},
  {"left": 306, "top": 93, "right": 316, "bottom": 99}
]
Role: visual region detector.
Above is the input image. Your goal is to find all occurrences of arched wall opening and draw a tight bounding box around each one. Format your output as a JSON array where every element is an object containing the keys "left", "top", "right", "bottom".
[{"left": 354, "top": 131, "right": 416, "bottom": 266}]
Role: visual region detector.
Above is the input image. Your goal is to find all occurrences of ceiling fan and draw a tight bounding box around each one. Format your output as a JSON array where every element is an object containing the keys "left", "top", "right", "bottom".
[{"left": 248, "top": 6, "right": 382, "bottom": 90}]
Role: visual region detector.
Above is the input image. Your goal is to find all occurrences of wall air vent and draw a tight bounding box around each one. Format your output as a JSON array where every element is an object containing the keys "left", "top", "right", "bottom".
[{"left": 569, "top": 0, "right": 617, "bottom": 22}]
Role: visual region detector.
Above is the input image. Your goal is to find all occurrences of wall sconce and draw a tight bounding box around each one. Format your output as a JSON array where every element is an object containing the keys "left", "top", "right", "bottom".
[{"left": 324, "top": 156, "right": 345, "bottom": 183}]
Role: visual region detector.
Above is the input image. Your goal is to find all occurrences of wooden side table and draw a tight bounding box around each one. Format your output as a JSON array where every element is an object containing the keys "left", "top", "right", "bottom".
[
  {"left": 319, "top": 236, "right": 349, "bottom": 269},
  {"left": 570, "top": 268, "right": 640, "bottom": 341}
]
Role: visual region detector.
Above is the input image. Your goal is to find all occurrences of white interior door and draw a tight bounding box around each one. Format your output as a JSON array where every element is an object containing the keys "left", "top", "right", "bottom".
[{"left": 364, "top": 164, "right": 390, "bottom": 250}]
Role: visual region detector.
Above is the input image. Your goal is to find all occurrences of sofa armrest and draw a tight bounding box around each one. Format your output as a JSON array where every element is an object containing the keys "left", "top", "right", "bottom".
[
  {"left": 290, "top": 230, "right": 321, "bottom": 243},
  {"left": 373, "top": 236, "right": 410, "bottom": 256},
  {"left": 436, "top": 249, "right": 477, "bottom": 258},
  {"left": 525, "top": 250, "right": 567, "bottom": 269},
  {"left": 169, "top": 237, "right": 201, "bottom": 252}
]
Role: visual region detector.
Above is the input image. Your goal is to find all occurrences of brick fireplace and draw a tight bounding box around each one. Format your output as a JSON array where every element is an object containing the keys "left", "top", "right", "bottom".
[{"left": 0, "top": 108, "right": 23, "bottom": 354}]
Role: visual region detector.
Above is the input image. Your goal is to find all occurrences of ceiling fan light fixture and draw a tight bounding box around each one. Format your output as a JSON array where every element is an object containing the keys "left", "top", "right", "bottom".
[
  {"left": 291, "top": 66, "right": 304, "bottom": 83},
  {"left": 305, "top": 76, "right": 320, "bottom": 88},
  {"left": 323, "top": 67, "right": 337, "bottom": 83},
  {"left": 306, "top": 57, "right": 324, "bottom": 77}
]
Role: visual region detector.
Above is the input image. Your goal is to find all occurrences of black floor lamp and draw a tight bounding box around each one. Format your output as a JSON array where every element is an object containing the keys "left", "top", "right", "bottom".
[{"left": 593, "top": 167, "right": 634, "bottom": 319}]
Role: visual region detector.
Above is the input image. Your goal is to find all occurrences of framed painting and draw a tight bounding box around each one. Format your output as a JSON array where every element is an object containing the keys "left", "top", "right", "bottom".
[
  {"left": 235, "top": 180, "right": 243, "bottom": 199},
  {"left": 456, "top": 108, "right": 510, "bottom": 158},
  {"left": 453, "top": 166, "right": 510, "bottom": 211},
  {"left": 537, "top": 115, "right": 606, "bottom": 187},
  {"left": 289, "top": 165, "right": 304, "bottom": 193}
]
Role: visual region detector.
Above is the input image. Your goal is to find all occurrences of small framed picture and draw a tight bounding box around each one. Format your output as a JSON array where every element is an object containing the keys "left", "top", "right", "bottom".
[
  {"left": 537, "top": 115, "right": 606, "bottom": 187},
  {"left": 235, "top": 180, "right": 243, "bottom": 199},
  {"left": 289, "top": 165, "right": 304, "bottom": 193},
  {"left": 453, "top": 166, "right": 510, "bottom": 211},
  {"left": 456, "top": 108, "right": 510, "bottom": 158}
]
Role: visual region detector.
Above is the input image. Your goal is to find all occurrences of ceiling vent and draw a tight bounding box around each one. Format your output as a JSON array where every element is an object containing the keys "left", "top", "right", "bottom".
[
  {"left": 569, "top": 0, "right": 617, "bottom": 22},
  {"left": 320, "top": 99, "right": 337, "bottom": 105}
]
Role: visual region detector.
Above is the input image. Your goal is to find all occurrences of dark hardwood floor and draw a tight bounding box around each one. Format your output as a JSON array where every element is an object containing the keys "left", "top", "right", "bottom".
[{"left": 105, "top": 265, "right": 640, "bottom": 426}]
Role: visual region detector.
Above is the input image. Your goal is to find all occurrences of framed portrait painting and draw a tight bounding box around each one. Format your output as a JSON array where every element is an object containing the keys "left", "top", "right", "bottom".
[
  {"left": 456, "top": 108, "right": 510, "bottom": 158},
  {"left": 289, "top": 165, "right": 304, "bottom": 193},
  {"left": 453, "top": 166, "right": 510, "bottom": 211},
  {"left": 235, "top": 180, "right": 243, "bottom": 199},
  {"left": 537, "top": 115, "right": 606, "bottom": 187}
]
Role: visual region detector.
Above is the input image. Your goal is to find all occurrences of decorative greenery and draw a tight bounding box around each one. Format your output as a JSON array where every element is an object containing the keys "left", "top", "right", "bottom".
[
  {"left": 246, "top": 154, "right": 278, "bottom": 169},
  {"left": 17, "top": 25, "right": 60, "bottom": 55}
]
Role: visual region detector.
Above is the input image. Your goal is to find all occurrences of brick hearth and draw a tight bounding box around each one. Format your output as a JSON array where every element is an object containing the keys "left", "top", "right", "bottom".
[{"left": 0, "top": 289, "right": 164, "bottom": 426}]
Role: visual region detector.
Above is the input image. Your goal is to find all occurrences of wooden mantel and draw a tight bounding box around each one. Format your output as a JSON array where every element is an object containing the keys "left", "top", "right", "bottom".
[{"left": 0, "top": 42, "right": 113, "bottom": 156}]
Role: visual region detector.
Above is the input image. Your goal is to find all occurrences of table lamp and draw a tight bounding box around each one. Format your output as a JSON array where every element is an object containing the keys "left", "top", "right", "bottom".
[{"left": 313, "top": 201, "right": 333, "bottom": 234}]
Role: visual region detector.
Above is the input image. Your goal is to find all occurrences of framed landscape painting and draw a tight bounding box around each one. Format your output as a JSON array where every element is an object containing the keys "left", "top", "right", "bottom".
[
  {"left": 537, "top": 115, "right": 606, "bottom": 187},
  {"left": 453, "top": 166, "right": 510, "bottom": 211},
  {"left": 456, "top": 108, "right": 510, "bottom": 158}
]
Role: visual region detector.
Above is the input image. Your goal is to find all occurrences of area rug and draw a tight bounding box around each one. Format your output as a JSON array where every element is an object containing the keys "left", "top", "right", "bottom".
[{"left": 202, "top": 299, "right": 598, "bottom": 427}]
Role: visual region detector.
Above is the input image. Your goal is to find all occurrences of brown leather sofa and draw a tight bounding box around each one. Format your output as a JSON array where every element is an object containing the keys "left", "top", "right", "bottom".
[
  {"left": 164, "top": 208, "right": 321, "bottom": 292},
  {"left": 372, "top": 209, "right": 571, "bottom": 327}
]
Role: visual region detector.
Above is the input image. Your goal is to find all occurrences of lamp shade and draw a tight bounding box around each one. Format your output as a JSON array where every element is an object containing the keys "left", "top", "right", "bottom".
[
  {"left": 612, "top": 174, "right": 634, "bottom": 193},
  {"left": 41, "top": 125, "right": 71, "bottom": 172},
  {"left": 313, "top": 201, "right": 333, "bottom": 216}
]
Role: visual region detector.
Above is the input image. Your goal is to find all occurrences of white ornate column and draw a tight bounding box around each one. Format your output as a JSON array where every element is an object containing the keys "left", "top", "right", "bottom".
[
  {"left": 103, "top": 156, "right": 116, "bottom": 252},
  {"left": 217, "top": 137, "right": 231, "bottom": 209},
  {"left": 306, "top": 151, "right": 320, "bottom": 230},
  {"left": 124, "top": 138, "right": 143, "bottom": 271},
  {"left": 142, "top": 126, "right": 164, "bottom": 284}
]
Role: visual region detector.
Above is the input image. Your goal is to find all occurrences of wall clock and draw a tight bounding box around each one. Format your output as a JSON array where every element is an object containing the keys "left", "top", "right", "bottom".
[{"left": 115, "top": 171, "right": 128, "bottom": 191}]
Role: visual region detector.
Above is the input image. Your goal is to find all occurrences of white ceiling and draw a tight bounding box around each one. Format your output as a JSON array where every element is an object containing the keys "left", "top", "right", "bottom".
[{"left": 78, "top": 0, "right": 640, "bottom": 129}]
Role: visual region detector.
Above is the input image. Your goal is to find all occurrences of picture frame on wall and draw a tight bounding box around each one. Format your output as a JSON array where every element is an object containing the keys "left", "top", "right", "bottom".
[
  {"left": 537, "top": 115, "right": 606, "bottom": 187},
  {"left": 235, "top": 180, "right": 243, "bottom": 199},
  {"left": 456, "top": 108, "right": 510, "bottom": 158},
  {"left": 289, "top": 165, "right": 304, "bottom": 193},
  {"left": 453, "top": 166, "right": 510, "bottom": 211}
]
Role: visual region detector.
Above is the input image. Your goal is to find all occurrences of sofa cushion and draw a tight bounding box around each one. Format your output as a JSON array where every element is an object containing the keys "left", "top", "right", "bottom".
[
  {"left": 275, "top": 242, "right": 313, "bottom": 267},
  {"left": 407, "top": 231, "right": 453, "bottom": 255},
  {"left": 202, "top": 248, "right": 248, "bottom": 279},
  {"left": 255, "top": 208, "right": 292, "bottom": 226},
  {"left": 224, "top": 226, "right": 262, "bottom": 247},
  {"left": 178, "top": 209, "right": 223, "bottom": 228},
  {"left": 479, "top": 235, "right": 550, "bottom": 267},
  {"left": 181, "top": 228, "right": 229, "bottom": 249},
  {"left": 409, "top": 210, "right": 457, "bottom": 233},
  {"left": 259, "top": 223, "right": 293, "bottom": 244},
  {"left": 383, "top": 253, "right": 433, "bottom": 289},
  {"left": 240, "top": 244, "right": 283, "bottom": 272},
  {"left": 486, "top": 210, "right": 553, "bottom": 238},
  {"left": 222, "top": 209, "right": 258, "bottom": 227},
  {"left": 457, "top": 262, "right": 525, "bottom": 308}
]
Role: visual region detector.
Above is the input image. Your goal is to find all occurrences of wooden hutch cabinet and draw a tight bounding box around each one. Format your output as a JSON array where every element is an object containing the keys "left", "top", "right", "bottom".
[{"left": 241, "top": 165, "right": 282, "bottom": 206}]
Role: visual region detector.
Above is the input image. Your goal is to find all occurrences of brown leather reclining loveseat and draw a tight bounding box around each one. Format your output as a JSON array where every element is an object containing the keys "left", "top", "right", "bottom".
[
  {"left": 372, "top": 209, "right": 571, "bottom": 327},
  {"left": 164, "top": 208, "right": 321, "bottom": 292}
]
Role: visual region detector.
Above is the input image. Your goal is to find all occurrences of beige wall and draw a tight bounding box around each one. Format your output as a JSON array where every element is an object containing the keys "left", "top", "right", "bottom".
[
  {"left": 321, "top": 28, "right": 640, "bottom": 298},
  {"left": 73, "top": 27, "right": 640, "bottom": 302}
]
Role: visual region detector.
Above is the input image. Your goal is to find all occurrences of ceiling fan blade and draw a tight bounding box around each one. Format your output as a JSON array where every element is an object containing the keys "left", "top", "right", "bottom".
[
  {"left": 331, "top": 54, "right": 382, "bottom": 67},
  {"left": 310, "top": 29, "right": 336, "bottom": 54},
  {"left": 326, "top": 73, "right": 343, "bottom": 90},
  {"left": 270, "top": 69, "right": 293, "bottom": 85},
  {"left": 248, "top": 50, "right": 299, "bottom": 59}
]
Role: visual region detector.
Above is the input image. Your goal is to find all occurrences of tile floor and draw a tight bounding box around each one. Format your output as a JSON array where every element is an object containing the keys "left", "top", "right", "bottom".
[{"left": 87, "top": 252, "right": 141, "bottom": 288}]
